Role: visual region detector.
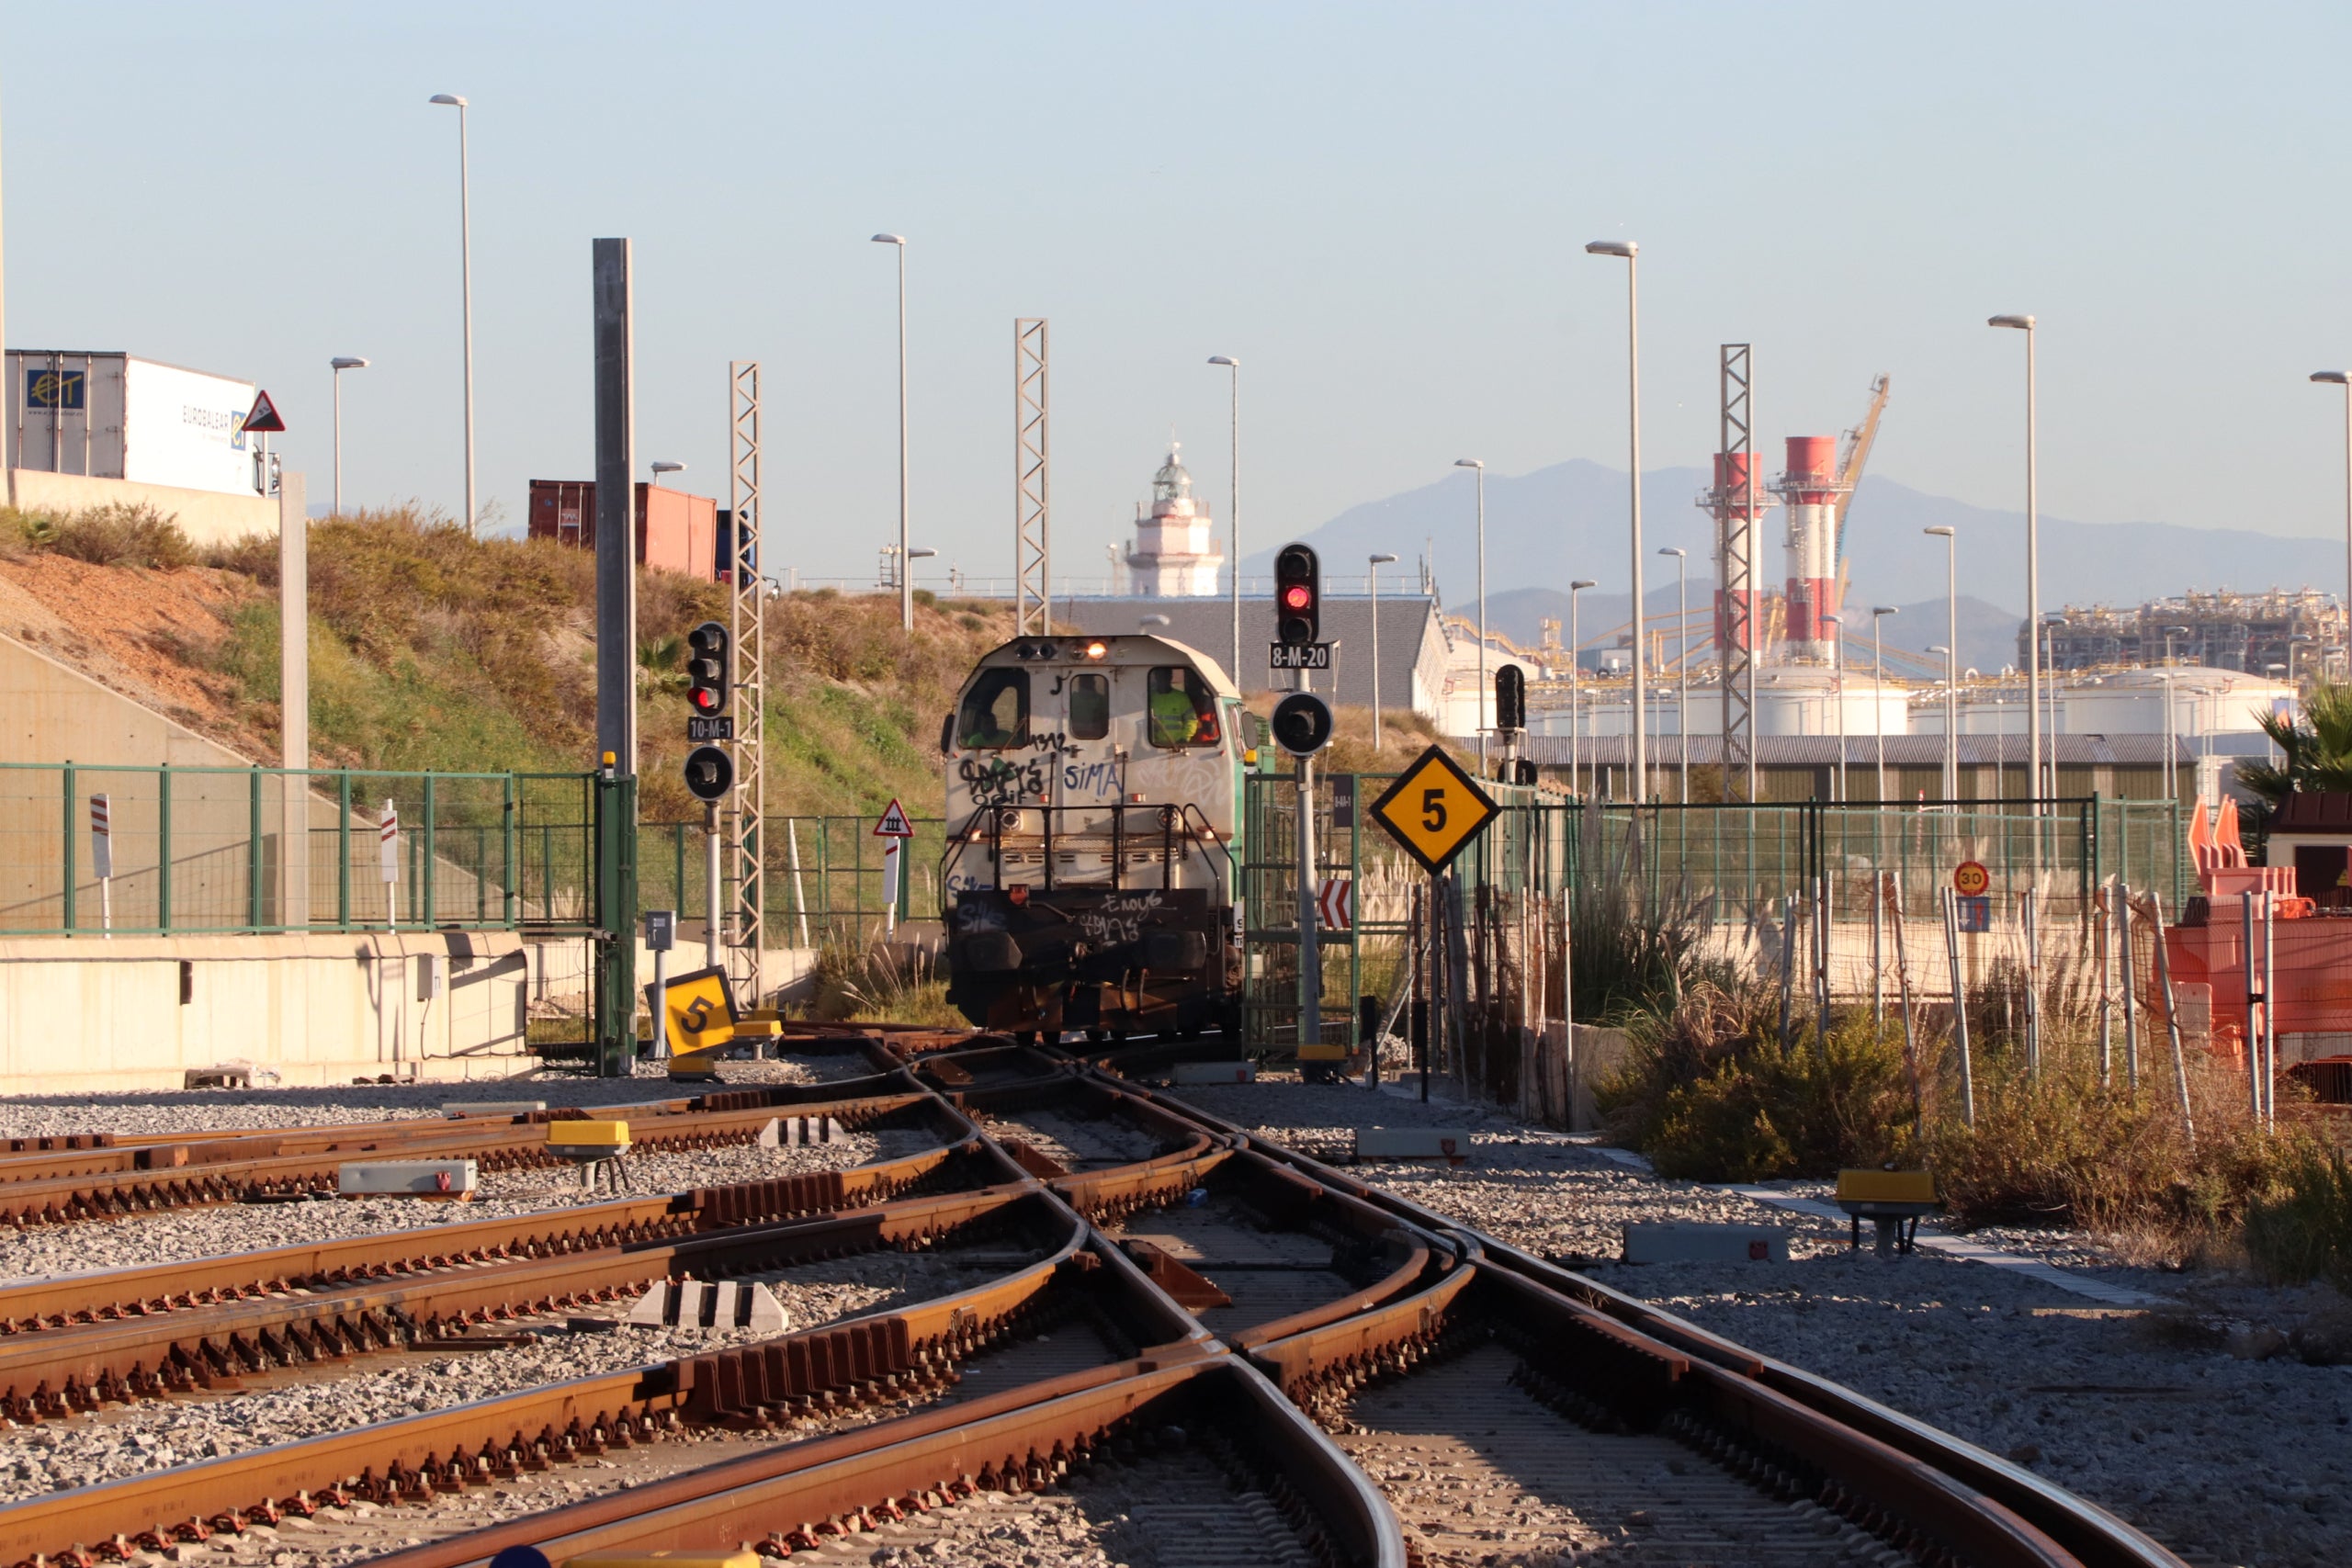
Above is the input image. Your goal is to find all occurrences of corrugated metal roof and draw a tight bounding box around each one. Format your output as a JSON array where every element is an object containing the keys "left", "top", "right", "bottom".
[
  {"left": 1498, "top": 733, "right": 2189, "bottom": 767},
  {"left": 2267, "top": 791, "right": 2352, "bottom": 833}
]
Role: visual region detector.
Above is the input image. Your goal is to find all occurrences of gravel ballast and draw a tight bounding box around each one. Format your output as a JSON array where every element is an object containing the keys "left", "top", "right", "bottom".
[{"left": 1162, "top": 1072, "right": 2352, "bottom": 1568}]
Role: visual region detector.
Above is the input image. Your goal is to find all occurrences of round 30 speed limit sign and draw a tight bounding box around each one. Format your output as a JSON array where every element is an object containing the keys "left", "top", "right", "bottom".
[{"left": 1952, "top": 860, "right": 1991, "bottom": 897}]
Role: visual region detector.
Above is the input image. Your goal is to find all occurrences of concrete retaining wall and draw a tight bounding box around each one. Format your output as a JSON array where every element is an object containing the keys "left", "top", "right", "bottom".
[
  {"left": 0, "top": 931, "right": 537, "bottom": 1094},
  {"left": 8, "top": 470, "right": 277, "bottom": 549}
]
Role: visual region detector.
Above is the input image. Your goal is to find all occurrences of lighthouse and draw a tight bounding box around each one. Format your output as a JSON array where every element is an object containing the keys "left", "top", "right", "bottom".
[{"left": 1124, "top": 443, "right": 1225, "bottom": 596}]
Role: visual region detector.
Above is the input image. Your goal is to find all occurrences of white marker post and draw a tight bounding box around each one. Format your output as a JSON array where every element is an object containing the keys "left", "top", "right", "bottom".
[
  {"left": 873, "top": 798, "right": 915, "bottom": 941},
  {"left": 380, "top": 800, "right": 400, "bottom": 931},
  {"left": 90, "top": 794, "right": 113, "bottom": 937}
]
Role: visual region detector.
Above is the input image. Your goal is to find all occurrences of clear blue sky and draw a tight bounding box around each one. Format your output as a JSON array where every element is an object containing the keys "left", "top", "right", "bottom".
[{"left": 6, "top": 2, "right": 2350, "bottom": 587}]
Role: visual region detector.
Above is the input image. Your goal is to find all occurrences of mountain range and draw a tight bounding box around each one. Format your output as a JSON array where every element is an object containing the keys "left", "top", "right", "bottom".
[{"left": 1243, "top": 458, "right": 2345, "bottom": 674}]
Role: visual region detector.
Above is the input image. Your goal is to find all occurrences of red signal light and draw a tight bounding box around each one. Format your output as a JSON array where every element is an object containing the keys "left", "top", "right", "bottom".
[
  {"left": 1283, "top": 585, "right": 1312, "bottom": 610},
  {"left": 691, "top": 688, "right": 718, "bottom": 712}
]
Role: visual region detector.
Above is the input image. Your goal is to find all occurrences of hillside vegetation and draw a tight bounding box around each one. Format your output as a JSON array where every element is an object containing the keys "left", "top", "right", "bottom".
[
  {"left": 2, "top": 503, "right": 1473, "bottom": 821},
  {"left": 1, "top": 504, "right": 1007, "bottom": 821}
]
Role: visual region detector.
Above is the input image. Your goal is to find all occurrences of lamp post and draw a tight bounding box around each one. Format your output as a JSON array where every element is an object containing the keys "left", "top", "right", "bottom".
[
  {"left": 427, "top": 95, "right": 475, "bottom": 537},
  {"left": 1989, "top": 314, "right": 2040, "bottom": 817},
  {"left": 2311, "top": 371, "right": 2352, "bottom": 675},
  {"left": 2165, "top": 624, "right": 2192, "bottom": 666},
  {"left": 1928, "top": 645, "right": 1954, "bottom": 799},
  {"left": 1824, "top": 613, "right": 1847, "bottom": 802},
  {"left": 1569, "top": 579, "right": 1596, "bottom": 796},
  {"left": 1871, "top": 605, "right": 1900, "bottom": 802},
  {"left": 2041, "top": 615, "right": 2067, "bottom": 797},
  {"left": 872, "top": 233, "right": 910, "bottom": 630},
  {"left": 1587, "top": 240, "right": 1647, "bottom": 800},
  {"left": 908, "top": 546, "right": 937, "bottom": 595},
  {"left": 2290, "top": 634, "right": 2313, "bottom": 688},
  {"left": 1924, "top": 525, "right": 1958, "bottom": 799},
  {"left": 2157, "top": 671, "right": 2178, "bottom": 801},
  {"left": 329, "top": 356, "right": 368, "bottom": 516},
  {"left": 1456, "top": 459, "right": 1487, "bottom": 772},
  {"left": 650, "top": 460, "right": 684, "bottom": 485},
  {"left": 1209, "top": 356, "right": 1240, "bottom": 682},
  {"left": 1658, "top": 546, "right": 1689, "bottom": 801},
  {"left": 1370, "top": 552, "right": 1398, "bottom": 750}
]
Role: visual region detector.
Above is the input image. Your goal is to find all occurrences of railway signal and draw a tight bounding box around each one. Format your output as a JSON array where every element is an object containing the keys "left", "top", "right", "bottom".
[
  {"left": 1271, "top": 544, "right": 1330, "bottom": 671},
  {"left": 686, "top": 620, "right": 730, "bottom": 730},
  {"left": 683, "top": 744, "right": 735, "bottom": 802},
  {"left": 1271, "top": 692, "right": 1334, "bottom": 756},
  {"left": 1495, "top": 664, "right": 1526, "bottom": 734}
]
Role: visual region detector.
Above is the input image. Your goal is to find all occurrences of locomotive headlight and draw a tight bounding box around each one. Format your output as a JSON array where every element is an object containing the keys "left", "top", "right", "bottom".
[{"left": 1084, "top": 640, "right": 1107, "bottom": 660}]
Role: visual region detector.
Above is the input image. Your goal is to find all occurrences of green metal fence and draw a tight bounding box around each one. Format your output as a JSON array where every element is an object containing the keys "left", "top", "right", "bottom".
[
  {"left": 1567, "top": 796, "right": 2186, "bottom": 922},
  {"left": 639, "top": 814, "right": 948, "bottom": 950},
  {"left": 0, "top": 762, "right": 564, "bottom": 936}
]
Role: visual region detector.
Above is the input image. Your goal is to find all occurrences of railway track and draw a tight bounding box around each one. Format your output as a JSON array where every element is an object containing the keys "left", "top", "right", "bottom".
[
  {"left": 0, "top": 1041, "right": 2189, "bottom": 1568},
  {"left": 0, "top": 1077, "right": 936, "bottom": 1231}
]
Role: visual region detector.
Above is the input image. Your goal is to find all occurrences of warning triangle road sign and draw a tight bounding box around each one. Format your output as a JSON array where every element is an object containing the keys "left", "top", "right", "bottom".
[
  {"left": 873, "top": 798, "right": 915, "bottom": 838},
  {"left": 241, "top": 389, "right": 287, "bottom": 434}
]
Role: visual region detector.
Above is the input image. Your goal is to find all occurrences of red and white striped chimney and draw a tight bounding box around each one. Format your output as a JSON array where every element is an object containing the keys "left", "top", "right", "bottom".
[{"left": 1779, "top": 435, "right": 1841, "bottom": 661}]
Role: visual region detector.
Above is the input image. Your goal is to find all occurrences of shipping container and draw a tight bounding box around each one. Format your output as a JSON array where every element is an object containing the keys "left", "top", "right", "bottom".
[
  {"left": 526, "top": 479, "right": 717, "bottom": 582},
  {"left": 6, "top": 351, "right": 265, "bottom": 498}
]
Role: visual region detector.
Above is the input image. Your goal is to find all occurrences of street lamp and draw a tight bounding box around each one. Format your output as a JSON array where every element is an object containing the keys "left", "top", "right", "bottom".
[
  {"left": 1658, "top": 546, "right": 1690, "bottom": 801},
  {"left": 650, "top": 460, "right": 684, "bottom": 484},
  {"left": 2164, "top": 624, "right": 2193, "bottom": 667},
  {"left": 1990, "top": 313, "right": 2040, "bottom": 815},
  {"left": 2290, "top": 633, "right": 2313, "bottom": 686},
  {"left": 1588, "top": 239, "right": 1647, "bottom": 800},
  {"left": 427, "top": 95, "right": 476, "bottom": 536},
  {"left": 2041, "top": 615, "right": 2069, "bottom": 797},
  {"left": 1209, "top": 357, "right": 1240, "bottom": 681},
  {"left": 2312, "top": 371, "right": 2351, "bottom": 675},
  {"left": 872, "top": 233, "right": 911, "bottom": 630},
  {"left": 1823, "top": 612, "right": 1847, "bottom": 802},
  {"left": 1871, "top": 605, "right": 1900, "bottom": 802},
  {"left": 1568, "top": 580, "right": 1596, "bottom": 796},
  {"left": 1928, "top": 646, "right": 1954, "bottom": 799},
  {"left": 329, "top": 356, "right": 369, "bottom": 516},
  {"left": 1924, "top": 525, "right": 1958, "bottom": 799},
  {"left": 1456, "top": 459, "right": 1488, "bottom": 772},
  {"left": 2156, "top": 670, "right": 2179, "bottom": 801},
  {"left": 1369, "top": 552, "right": 1398, "bottom": 750}
]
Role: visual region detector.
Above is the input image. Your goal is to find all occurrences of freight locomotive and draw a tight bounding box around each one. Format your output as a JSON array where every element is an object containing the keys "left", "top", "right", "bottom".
[{"left": 938, "top": 632, "right": 1250, "bottom": 1040}]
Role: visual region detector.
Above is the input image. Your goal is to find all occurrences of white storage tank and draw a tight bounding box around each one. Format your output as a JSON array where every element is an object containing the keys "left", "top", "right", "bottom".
[{"left": 7, "top": 351, "right": 264, "bottom": 499}]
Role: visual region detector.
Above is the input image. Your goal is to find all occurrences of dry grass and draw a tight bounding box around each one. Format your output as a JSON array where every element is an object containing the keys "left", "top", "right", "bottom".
[
  {"left": 804, "top": 942, "right": 962, "bottom": 1028},
  {"left": 2, "top": 502, "right": 196, "bottom": 570}
]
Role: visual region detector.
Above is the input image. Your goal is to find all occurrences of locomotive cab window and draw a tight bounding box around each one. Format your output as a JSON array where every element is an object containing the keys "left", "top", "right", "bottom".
[
  {"left": 957, "top": 669, "right": 1028, "bottom": 750},
  {"left": 1147, "top": 668, "right": 1222, "bottom": 748},
  {"left": 1068, "top": 673, "right": 1110, "bottom": 740}
]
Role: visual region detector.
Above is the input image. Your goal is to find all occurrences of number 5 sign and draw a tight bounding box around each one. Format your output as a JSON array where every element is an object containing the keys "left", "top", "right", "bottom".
[{"left": 1368, "top": 744, "right": 1499, "bottom": 876}]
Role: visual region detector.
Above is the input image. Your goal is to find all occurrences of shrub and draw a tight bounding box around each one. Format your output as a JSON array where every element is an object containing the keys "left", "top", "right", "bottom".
[
  {"left": 1600, "top": 979, "right": 1918, "bottom": 1180},
  {"left": 2245, "top": 1143, "right": 2352, "bottom": 1288},
  {"left": 44, "top": 504, "right": 194, "bottom": 569},
  {"left": 806, "top": 942, "right": 960, "bottom": 1028}
]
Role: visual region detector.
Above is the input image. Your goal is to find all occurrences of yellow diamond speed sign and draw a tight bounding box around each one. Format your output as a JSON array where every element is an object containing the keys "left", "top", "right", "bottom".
[{"left": 1368, "top": 745, "right": 1499, "bottom": 875}]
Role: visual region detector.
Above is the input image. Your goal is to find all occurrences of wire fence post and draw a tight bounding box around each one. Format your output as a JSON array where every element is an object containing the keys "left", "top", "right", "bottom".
[
  {"left": 503, "top": 774, "right": 519, "bottom": 927},
  {"left": 341, "top": 771, "right": 353, "bottom": 931},
  {"left": 156, "top": 764, "right": 172, "bottom": 935},
  {"left": 248, "top": 766, "right": 265, "bottom": 931},
  {"left": 61, "top": 762, "right": 76, "bottom": 934}
]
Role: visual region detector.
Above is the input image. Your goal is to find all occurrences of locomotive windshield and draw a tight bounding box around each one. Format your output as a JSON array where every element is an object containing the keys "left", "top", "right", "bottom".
[
  {"left": 1069, "top": 672, "right": 1110, "bottom": 739},
  {"left": 1147, "top": 667, "right": 1222, "bottom": 747},
  {"left": 957, "top": 669, "right": 1028, "bottom": 749}
]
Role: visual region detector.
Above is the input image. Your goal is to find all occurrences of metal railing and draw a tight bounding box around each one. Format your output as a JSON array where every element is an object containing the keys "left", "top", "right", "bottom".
[
  {"left": 0, "top": 763, "right": 569, "bottom": 936},
  {"left": 639, "top": 813, "right": 951, "bottom": 951}
]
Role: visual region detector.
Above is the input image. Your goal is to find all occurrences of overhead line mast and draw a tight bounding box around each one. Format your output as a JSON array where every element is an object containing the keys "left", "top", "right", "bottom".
[{"left": 729, "top": 361, "right": 764, "bottom": 1003}]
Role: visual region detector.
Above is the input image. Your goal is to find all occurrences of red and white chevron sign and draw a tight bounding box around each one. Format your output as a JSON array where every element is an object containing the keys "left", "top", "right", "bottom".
[{"left": 1316, "top": 877, "right": 1352, "bottom": 931}]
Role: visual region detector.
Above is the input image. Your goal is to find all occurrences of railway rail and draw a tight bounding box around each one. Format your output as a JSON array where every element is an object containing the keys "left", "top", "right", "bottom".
[{"left": 0, "top": 1038, "right": 2189, "bottom": 1568}]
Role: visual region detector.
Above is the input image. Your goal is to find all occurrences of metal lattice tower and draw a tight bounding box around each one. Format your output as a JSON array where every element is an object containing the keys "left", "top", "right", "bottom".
[
  {"left": 728, "top": 361, "right": 765, "bottom": 1001},
  {"left": 1015, "top": 319, "right": 1050, "bottom": 634},
  {"left": 1700, "top": 344, "right": 1765, "bottom": 803}
]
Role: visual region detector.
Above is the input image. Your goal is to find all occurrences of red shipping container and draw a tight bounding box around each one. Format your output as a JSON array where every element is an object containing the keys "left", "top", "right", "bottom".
[{"left": 526, "top": 479, "right": 717, "bottom": 582}]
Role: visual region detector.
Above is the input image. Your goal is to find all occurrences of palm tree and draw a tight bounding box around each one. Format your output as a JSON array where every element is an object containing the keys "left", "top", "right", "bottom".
[{"left": 2236, "top": 680, "right": 2352, "bottom": 809}]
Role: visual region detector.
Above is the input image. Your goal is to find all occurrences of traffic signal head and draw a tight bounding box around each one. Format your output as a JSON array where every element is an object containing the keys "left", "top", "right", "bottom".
[
  {"left": 1495, "top": 664, "right": 1526, "bottom": 734},
  {"left": 683, "top": 743, "right": 736, "bottom": 802},
  {"left": 1273, "top": 545, "right": 1320, "bottom": 647},
  {"left": 1270, "top": 692, "right": 1334, "bottom": 756},
  {"left": 686, "top": 621, "right": 729, "bottom": 716}
]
